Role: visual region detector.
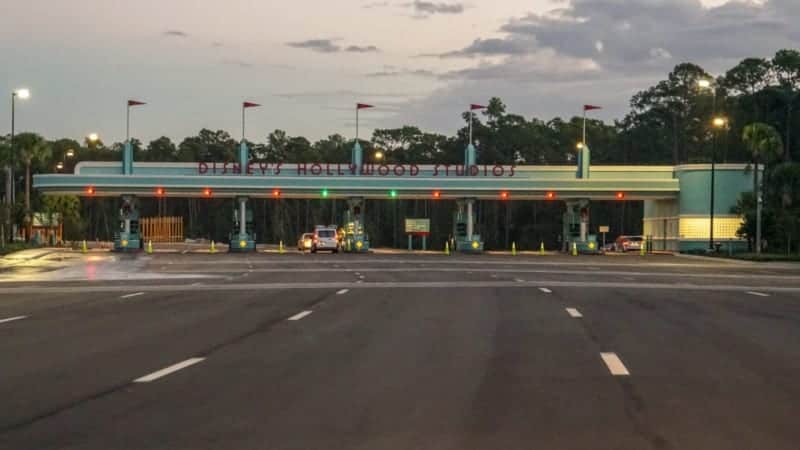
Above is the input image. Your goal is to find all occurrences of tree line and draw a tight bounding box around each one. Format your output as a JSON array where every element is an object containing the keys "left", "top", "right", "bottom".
[{"left": 1, "top": 49, "right": 799, "bottom": 252}]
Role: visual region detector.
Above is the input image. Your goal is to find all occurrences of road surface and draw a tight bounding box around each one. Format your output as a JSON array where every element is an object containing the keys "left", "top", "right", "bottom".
[{"left": 1, "top": 251, "right": 799, "bottom": 449}]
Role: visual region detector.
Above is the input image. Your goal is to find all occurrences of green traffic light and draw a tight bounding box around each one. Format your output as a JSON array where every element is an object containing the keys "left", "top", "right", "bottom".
[
  {"left": 389, "top": 190, "right": 398, "bottom": 198},
  {"left": 321, "top": 189, "right": 329, "bottom": 198}
]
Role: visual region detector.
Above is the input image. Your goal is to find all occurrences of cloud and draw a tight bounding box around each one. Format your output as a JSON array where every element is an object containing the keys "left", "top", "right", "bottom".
[
  {"left": 287, "top": 39, "right": 380, "bottom": 54},
  {"left": 163, "top": 30, "right": 188, "bottom": 38},
  {"left": 362, "top": 1, "right": 390, "bottom": 8},
  {"left": 287, "top": 39, "right": 340, "bottom": 53},
  {"left": 345, "top": 45, "right": 380, "bottom": 53},
  {"left": 408, "top": 0, "right": 464, "bottom": 15},
  {"left": 365, "top": 68, "right": 438, "bottom": 78},
  {"left": 221, "top": 59, "right": 254, "bottom": 69}
]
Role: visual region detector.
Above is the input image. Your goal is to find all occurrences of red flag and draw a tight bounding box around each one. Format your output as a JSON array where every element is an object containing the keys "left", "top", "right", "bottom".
[
  {"left": 583, "top": 105, "right": 602, "bottom": 111},
  {"left": 127, "top": 100, "right": 146, "bottom": 107},
  {"left": 357, "top": 103, "right": 374, "bottom": 110},
  {"left": 243, "top": 101, "right": 261, "bottom": 108},
  {"left": 470, "top": 104, "right": 487, "bottom": 110}
]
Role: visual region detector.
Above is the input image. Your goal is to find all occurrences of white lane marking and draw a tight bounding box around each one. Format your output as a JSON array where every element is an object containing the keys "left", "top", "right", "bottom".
[
  {"left": 600, "top": 352, "right": 630, "bottom": 376},
  {"left": 514, "top": 278, "right": 525, "bottom": 283},
  {"left": 134, "top": 357, "right": 205, "bottom": 383},
  {"left": 190, "top": 282, "right": 202, "bottom": 286},
  {"left": 120, "top": 292, "right": 145, "bottom": 299},
  {"left": 0, "top": 315, "right": 27, "bottom": 324},
  {"left": 565, "top": 307, "right": 583, "bottom": 318},
  {"left": 746, "top": 291, "right": 770, "bottom": 297},
  {"left": 288, "top": 310, "right": 313, "bottom": 321},
  {"left": 490, "top": 274, "right": 498, "bottom": 278},
  {"left": 181, "top": 249, "right": 189, "bottom": 254},
  {"left": 356, "top": 280, "right": 364, "bottom": 284},
  {"left": 336, "top": 289, "right": 349, "bottom": 295},
  {"left": 355, "top": 272, "right": 361, "bottom": 276},
  {"left": 359, "top": 275, "right": 365, "bottom": 279},
  {"left": 539, "top": 287, "right": 552, "bottom": 294}
]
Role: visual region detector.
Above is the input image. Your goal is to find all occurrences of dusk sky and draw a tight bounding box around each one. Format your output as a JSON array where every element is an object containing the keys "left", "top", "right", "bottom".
[{"left": 2, "top": 0, "right": 798, "bottom": 144}]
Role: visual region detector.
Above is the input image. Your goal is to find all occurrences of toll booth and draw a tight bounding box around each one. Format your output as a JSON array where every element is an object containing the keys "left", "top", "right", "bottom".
[
  {"left": 114, "top": 195, "right": 142, "bottom": 252},
  {"left": 229, "top": 196, "right": 256, "bottom": 252},
  {"left": 453, "top": 199, "right": 483, "bottom": 252},
  {"left": 563, "top": 199, "right": 599, "bottom": 254},
  {"left": 343, "top": 198, "right": 369, "bottom": 252}
]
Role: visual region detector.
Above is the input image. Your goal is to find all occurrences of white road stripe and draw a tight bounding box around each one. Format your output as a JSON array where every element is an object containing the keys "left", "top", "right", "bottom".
[
  {"left": 133, "top": 357, "right": 205, "bottom": 383},
  {"left": 565, "top": 307, "right": 583, "bottom": 318},
  {"left": 120, "top": 292, "right": 144, "bottom": 299},
  {"left": 336, "top": 289, "right": 349, "bottom": 295},
  {"left": 359, "top": 275, "right": 365, "bottom": 279},
  {"left": 0, "top": 315, "right": 27, "bottom": 324},
  {"left": 288, "top": 310, "right": 313, "bottom": 321},
  {"left": 539, "top": 287, "right": 552, "bottom": 293},
  {"left": 600, "top": 352, "right": 630, "bottom": 376},
  {"left": 746, "top": 291, "right": 770, "bottom": 297},
  {"left": 514, "top": 278, "right": 525, "bottom": 283}
]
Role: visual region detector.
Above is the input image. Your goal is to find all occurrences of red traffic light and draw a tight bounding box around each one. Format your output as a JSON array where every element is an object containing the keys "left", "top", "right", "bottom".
[
  {"left": 86, "top": 186, "right": 95, "bottom": 196},
  {"left": 155, "top": 187, "right": 165, "bottom": 196},
  {"left": 500, "top": 191, "right": 509, "bottom": 200},
  {"left": 615, "top": 192, "right": 625, "bottom": 200},
  {"left": 432, "top": 191, "right": 441, "bottom": 199},
  {"left": 202, "top": 188, "right": 212, "bottom": 197},
  {"left": 272, "top": 189, "right": 281, "bottom": 197},
  {"left": 545, "top": 191, "right": 556, "bottom": 200}
]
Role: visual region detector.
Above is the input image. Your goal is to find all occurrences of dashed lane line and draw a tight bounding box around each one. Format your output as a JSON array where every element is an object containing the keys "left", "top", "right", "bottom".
[
  {"left": 120, "top": 292, "right": 145, "bottom": 299},
  {"left": 133, "top": 357, "right": 205, "bottom": 383},
  {"left": 336, "top": 289, "right": 349, "bottom": 295},
  {"left": 514, "top": 278, "right": 525, "bottom": 283},
  {"left": 746, "top": 291, "right": 770, "bottom": 297},
  {"left": 539, "top": 287, "right": 552, "bottom": 294},
  {"left": 0, "top": 315, "right": 27, "bottom": 324},
  {"left": 600, "top": 352, "right": 630, "bottom": 376},
  {"left": 287, "top": 310, "right": 313, "bottom": 321},
  {"left": 565, "top": 307, "right": 583, "bottom": 318}
]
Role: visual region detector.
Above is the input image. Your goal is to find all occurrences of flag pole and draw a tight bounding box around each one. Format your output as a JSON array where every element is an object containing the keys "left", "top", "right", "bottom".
[
  {"left": 582, "top": 109, "right": 586, "bottom": 146},
  {"left": 356, "top": 106, "right": 359, "bottom": 142},
  {"left": 126, "top": 104, "right": 131, "bottom": 143},
  {"left": 469, "top": 108, "right": 473, "bottom": 144},
  {"left": 242, "top": 104, "right": 246, "bottom": 142}
]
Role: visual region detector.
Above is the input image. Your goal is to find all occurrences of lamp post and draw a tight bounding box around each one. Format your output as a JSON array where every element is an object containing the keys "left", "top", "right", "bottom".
[
  {"left": 6, "top": 88, "right": 30, "bottom": 243},
  {"left": 709, "top": 116, "right": 727, "bottom": 251}
]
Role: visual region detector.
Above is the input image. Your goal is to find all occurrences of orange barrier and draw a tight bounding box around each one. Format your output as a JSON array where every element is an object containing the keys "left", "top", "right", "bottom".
[{"left": 140, "top": 216, "right": 184, "bottom": 243}]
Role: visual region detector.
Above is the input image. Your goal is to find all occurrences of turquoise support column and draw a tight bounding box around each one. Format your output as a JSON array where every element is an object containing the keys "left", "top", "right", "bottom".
[
  {"left": 238, "top": 142, "right": 248, "bottom": 172},
  {"left": 464, "top": 143, "right": 476, "bottom": 169},
  {"left": 352, "top": 142, "right": 363, "bottom": 175},
  {"left": 123, "top": 141, "right": 133, "bottom": 175},
  {"left": 576, "top": 144, "right": 590, "bottom": 179}
]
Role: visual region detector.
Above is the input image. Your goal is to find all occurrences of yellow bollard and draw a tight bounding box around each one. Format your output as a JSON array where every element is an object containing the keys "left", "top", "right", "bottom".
[
  {"left": 279, "top": 240, "right": 285, "bottom": 254},
  {"left": 571, "top": 241, "right": 578, "bottom": 256},
  {"left": 511, "top": 241, "right": 517, "bottom": 256},
  {"left": 640, "top": 239, "right": 646, "bottom": 256},
  {"left": 445, "top": 241, "right": 450, "bottom": 256},
  {"left": 210, "top": 240, "right": 216, "bottom": 254},
  {"left": 81, "top": 240, "right": 88, "bottom": 254},
  {"left": 146, "top": 240, "right": 153, "bottom": 254},
  {"left": 539, "top": 241, "right": 545, "bottom": 255}
]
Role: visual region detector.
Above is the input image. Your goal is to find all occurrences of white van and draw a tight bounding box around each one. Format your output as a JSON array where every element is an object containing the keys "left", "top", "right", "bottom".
[{"left": 312, "top": 226, "right": 339, "bottom": 253}]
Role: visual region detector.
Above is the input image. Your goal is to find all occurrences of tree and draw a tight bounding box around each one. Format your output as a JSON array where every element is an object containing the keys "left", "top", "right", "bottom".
[
  {"left": 41, "top": 195, "right": 81, "bottom": 244},
  {"left": 770, "top": 49, "right": 800, "bottom": 161},
  {"left": 144, "top": 137, "right": 177, "bottom": 161},
  {"left": 15, "top": 133, "right": 51, "bottom": 241},
  {"left": 742, "top": 122, "right": 783, "bottom": 252}
]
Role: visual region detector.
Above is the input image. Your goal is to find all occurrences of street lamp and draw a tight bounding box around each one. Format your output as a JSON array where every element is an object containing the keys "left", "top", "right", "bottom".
[
  {"left": 709, "top": 116, "right": 727, "bottom": 251},
  {"left": 576, "top": 142, "right": 585, "bottom": 150},
  {"left": 65, "top": 148, "right": 75, "bottom": 158},
  {"left": 374, "top": 150, "right": 384, "bottom": 161},
  {"left": 56, "top": 162, "right": 64, "bottom": 171},
  {"left": 87, "top": 133, "right": 99, "bottom": 143},
  {"left": 6, "top": 88, "right": 31, "bottom": 243}
]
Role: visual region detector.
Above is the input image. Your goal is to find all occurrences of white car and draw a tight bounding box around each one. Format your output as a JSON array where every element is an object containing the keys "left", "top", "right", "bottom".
[{"left": 312, "top": 227, "right": 339, "bottom": 253}]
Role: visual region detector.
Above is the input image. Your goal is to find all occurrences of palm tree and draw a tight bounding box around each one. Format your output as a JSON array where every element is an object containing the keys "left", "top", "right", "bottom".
[
  {"left": 742, "top": 123, "right": 783, "bottom": 254},
  {"left": 15, "top": 133, "right": 51, "bottom": 242}
]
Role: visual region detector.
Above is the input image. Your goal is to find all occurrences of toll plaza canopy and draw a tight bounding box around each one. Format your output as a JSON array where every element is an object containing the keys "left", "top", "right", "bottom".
[{"left": 34, "top": 156, "right": 755, "bottom": 253}]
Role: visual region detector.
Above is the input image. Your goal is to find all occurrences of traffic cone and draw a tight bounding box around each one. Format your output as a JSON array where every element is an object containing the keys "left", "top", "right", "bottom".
[
  {"left": 445, "top": 241, "right": 450, "bottom": 256},
  {"left": 539, "top": 241, "right": 545, "bottom": 255},
  {"left": 146, "top": 240, "right": 153, "bottom": 254},
  {"left": 81, "top": 240, "right": 88, "bottom": 254},
  {"left": 210, "top": 240, "right": 216, "bottom": 254},
  {"left": 571, "top": 241, "right": 578, "bottom": 256},
  {"left": 511, "top": 241, "right": 517, "bottom": 256}
]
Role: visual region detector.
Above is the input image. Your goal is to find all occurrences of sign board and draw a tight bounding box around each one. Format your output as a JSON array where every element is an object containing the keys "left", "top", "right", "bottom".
[
  {"left": 598, "top": 226, "right": 610, "bottom": 233},
  {"left": 405, "top": 218, "right": 430, "bottom": 235}
]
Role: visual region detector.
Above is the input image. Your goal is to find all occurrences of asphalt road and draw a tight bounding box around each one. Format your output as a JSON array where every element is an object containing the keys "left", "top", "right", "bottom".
[{"left": 0, "top": 251, "right": 799, "bottom": 449}]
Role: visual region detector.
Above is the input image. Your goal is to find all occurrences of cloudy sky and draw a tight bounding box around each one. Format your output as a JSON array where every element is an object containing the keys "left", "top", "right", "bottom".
[{"left": 1, "top": 0, "right": 798, "bottom": 144}]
